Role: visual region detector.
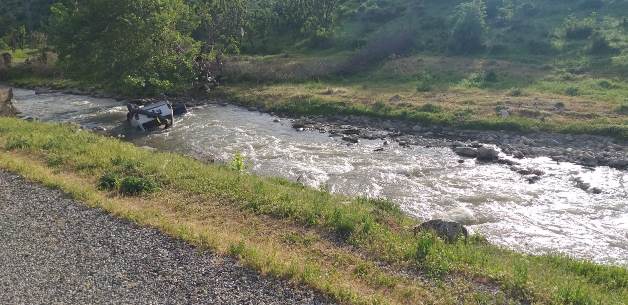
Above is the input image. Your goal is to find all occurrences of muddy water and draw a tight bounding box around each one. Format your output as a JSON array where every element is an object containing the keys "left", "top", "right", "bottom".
[{"left": 11, "top": 88, "right": 628, "bottom": 266}]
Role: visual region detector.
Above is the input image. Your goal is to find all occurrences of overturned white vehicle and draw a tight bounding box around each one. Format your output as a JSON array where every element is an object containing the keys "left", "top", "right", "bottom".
[{"left": 126, "top": 101, "right": 187, "bottom": 131}]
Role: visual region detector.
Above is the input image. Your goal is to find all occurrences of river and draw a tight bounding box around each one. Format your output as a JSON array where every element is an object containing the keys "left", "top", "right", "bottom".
[{"left": 11, "top": 88, "right": 628, "bottom": 266}]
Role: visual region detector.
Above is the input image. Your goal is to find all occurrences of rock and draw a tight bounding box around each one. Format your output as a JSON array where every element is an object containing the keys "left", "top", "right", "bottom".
[
  {"left": 477, "top": 146, "right": 499, "bottom": 161},
  {"left": 0, "top": 87, "right": 17, "bottom": 117},
  {"left": 512, "top": 150, "right": 525, "bottom": 159},
  {"left": 520, "top": 136, "right": 535, "bottom": 146},
  {"left": 389, "top": 95, "right": 402, "bottom": 103},
  {"left": 609, "top": 159, "right": 628, "bottom": 170},
  {"left": 499, "top": 109, "right": 510, "bottom": 118},
  {"left": 572, "top": 177, "right": 591, "bottom": 192},
  {"left": 589, "top": 187, "right": 603, "bottom": 194},
  {"left": 373, "top": 147, "right": 384, "bottom": 152},
  {"left": 273, "top": 119, "right": 281, "bottom": 123},
  {"left": 525, "top": 175, "right": 542, "bottom": 184},
  {"left": 342, "top": 135, "right": 359, "bottom": 144},
  {"left": 458, "top": 159, "right": 465, "bottom": 164},
  {"left": 580, "top": 153, "right": 598, "bottom": 167},
  {"left": 413, "top": 220, "right": 469, "bottom": 243},
  {"left": 454, "top": 147, "right": 478, "bottom": 158}
]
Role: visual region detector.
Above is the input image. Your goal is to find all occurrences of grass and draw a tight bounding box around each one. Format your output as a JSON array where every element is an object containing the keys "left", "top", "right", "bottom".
[
  {"left": 212, "top": 53, "right": 628, "bottom": 140},
  {"left": 0, "top": 117, "right": 626, "bottom": 305}
]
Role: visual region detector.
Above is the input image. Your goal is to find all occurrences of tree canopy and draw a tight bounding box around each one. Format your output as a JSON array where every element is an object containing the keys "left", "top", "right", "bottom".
[{"left": 49, "top": 0, "right": 200, "bottom": 95}]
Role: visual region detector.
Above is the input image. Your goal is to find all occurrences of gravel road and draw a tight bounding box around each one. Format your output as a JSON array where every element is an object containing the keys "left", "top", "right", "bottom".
[{"left": 0, "top": 170, "right": 334, "bottom": 305}]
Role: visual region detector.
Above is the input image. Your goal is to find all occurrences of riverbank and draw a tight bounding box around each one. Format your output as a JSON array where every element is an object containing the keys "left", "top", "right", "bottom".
[{"left": 0, "top": 117, "right": 626, "bottom": 304}]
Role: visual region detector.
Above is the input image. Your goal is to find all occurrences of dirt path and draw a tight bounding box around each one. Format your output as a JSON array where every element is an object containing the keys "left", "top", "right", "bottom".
[{"left": 0, "top": 170, "right": 333, "bottom": 305}]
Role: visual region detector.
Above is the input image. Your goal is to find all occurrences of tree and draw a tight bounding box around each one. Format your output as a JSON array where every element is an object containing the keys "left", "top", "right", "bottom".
[
  {"left": 448, "top": 0, "right": 488, "bottom": 54},
  {"left": 49, "top": 0, "right": 201, "bottom": 95},
  {"left": 189, "top": 0, "right": 248, "bottom": 53}
]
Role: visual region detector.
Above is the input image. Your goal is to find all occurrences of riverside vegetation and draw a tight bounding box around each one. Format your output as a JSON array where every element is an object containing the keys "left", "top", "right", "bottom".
[
  {"left": 1, "top": 0, "right": 628, "bottom": 139},
  {"left": 0, "top": 118, "right": 627, "bottom": 304}
]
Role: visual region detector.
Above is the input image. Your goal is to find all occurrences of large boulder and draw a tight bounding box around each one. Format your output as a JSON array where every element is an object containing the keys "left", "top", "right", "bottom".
[
  {"left": 454, "top": 146, "right": 478, "bottom": 158},
  {"left": 0, "top": 87, "right": 17, "bottom": 117},
  {"left": 477, "top": 146, "right": 499, "bottom": 161},
  {"left": 413, "top": 219, "right": 469, "bottom": 243}
]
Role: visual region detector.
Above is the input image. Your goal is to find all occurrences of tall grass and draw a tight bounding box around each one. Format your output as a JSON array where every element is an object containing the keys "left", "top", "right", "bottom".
[{"left": 0, "top": 118, "right": 626, "bottom": 304}]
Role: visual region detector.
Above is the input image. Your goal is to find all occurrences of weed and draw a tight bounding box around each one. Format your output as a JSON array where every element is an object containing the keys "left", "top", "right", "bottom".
[
  {"left": 5, "top": 135, "right": 32, "bottom": 150},
  {"left": 98, "top": 172, "right": 121, "bottom": 191},
  {"left": 230, "top": 152, "right": 247, "bottom": 173},
  {"left": 509, "top": 88, "right": 523, "bottom": 96},
  {"left": 119, "top": 176, "right": 159, "bottom": 195}
]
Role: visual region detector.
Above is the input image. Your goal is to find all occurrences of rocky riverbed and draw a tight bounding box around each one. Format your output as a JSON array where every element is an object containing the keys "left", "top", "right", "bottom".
[{"left": 288, "top": 115, "right": 627, "bottom": 171}]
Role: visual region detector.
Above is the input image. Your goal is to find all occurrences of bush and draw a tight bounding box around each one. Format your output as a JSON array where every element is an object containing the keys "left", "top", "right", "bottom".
[
  {"left": 509, "top": 88, "right": 523, "bottom": 96},
  {"left": 119, "top": 176, "right": 160, "bottom": 195},
  {"left": 565, "top": 87, "right": 579, "bottom": 96},
  {"left": 617, "top": 103, "right": 628, "bottom": 115},
  {"left": 562, "top": 16, "right": 595, "bottom": 40},
  {"left": 448, "top": 1, "right": 487, "bottom": 54},
  {"left": 98, "top": 172, "right": 121, "bottom": 190},
  {"left": 416, "top": 81, "right": 433, "bottom": 92},
  {"left": 588, "top": 33, "right": 618, "bottom": 55}
]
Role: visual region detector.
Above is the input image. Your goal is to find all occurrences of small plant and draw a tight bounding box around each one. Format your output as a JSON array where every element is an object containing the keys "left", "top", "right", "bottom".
[
  {"left": 597, "top": 80, "right": 615, "bottom": 89},
  {"left": 230, "top": 152, "right": 247, "bottom": 173},
  {"left": 617, "top": 103, "right": 628, "bottom": 115},
  {"left": 509, "top": 87, "right": 523, "bottom": 96},
  {"left": 5, "top": 135, "right": 32, "bottom": 150},
  {"left": 98, "top": 172, "right": 121, "bottom": 191},
  {"left": 417, "top": 103, "right": 442, "bottom": 113},
  {"left": 416, "top": 81, "right": 432, "bottom": 92},
  {"left": 119, "top": 176, "right": 159, "bottom": 195},
  {"left": 565, "top": 87, "right": 579, "bottom": 96},
  {"left": 555, "top": 101, "right": 566, "bottom": 110},
  {"left": 413, "top": 233, "right": 436, "bottom": 262}
]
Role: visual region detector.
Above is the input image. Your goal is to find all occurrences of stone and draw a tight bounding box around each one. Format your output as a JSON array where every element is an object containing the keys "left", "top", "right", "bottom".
[
  {"left": 477, "top": 146, "right": 499, "bottom": 161},
  {"left": 454, "top": 147, "right": 478, "bottom": 158},
  {"left": 413, "top": 220, "right": 469, "bottom": 243},
  {"left": 512, "top": 150, "right": 525, "bottom": 159},
  {"left": 342, "top": 135, "right": 359, "bottom": 144}
]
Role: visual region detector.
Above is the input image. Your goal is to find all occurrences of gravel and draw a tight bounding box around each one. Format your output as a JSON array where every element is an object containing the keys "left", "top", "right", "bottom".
[{"left": 0, "top": 171, "right": 334, "bottom": 305}]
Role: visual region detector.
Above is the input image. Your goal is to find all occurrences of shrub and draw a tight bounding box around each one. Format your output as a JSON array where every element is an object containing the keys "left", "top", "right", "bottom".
[
  {"left": 617, "top": 103, "right": 628, "bottom": 115},
  {"left": 119, "top": 176, "right": 159, "bottom": 195},
  {"left": 588, "top": 33, "right": 618, "bottom": 55},
  {"left": 562, "top": 16, "right": 595, "bottom": 40},
  {"left": 98, "top": 172, "right": 121, "bottom": 191},
  {"left": 565, "top": 87, "right": 579, "bottom": 96},
  {"left": 448, "top": 1, "right": 487, "bottom": 54},
  {"left": 416, "top": 81, "right": 433, "bottom": 92},
  {"left": 597, "top": 80, "right": 616, "bottom": 89},
  {"left": 417, "top": 103, "right": 442, "bottom": 113},
  {"left": 555, "top": 102, "right": 566, "bottom": 110},
  {"left": 509, "top": 88, "right": 523, "bottom": 96}
]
